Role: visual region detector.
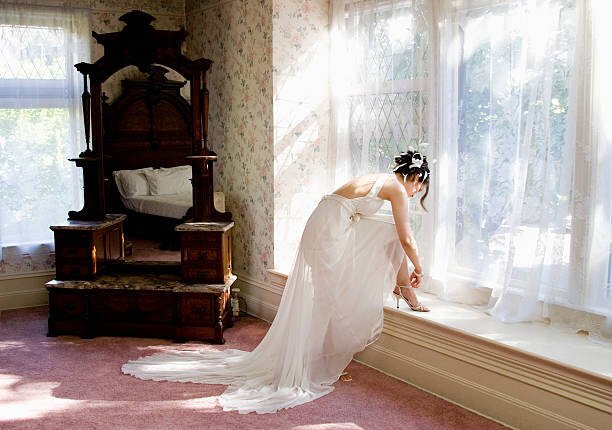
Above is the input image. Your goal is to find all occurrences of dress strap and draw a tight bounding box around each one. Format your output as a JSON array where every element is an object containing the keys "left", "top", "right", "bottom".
[{"left": 366, "top": 174, "right": 390, "bottom": 198}]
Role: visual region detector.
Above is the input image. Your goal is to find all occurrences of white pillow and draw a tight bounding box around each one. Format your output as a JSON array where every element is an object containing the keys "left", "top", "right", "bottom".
[
  {"left": 144, "top": 165, "right": 192, "bottom": 196},
  {"left": 113, "top": 167, "right": 153, "bottom": 198}
]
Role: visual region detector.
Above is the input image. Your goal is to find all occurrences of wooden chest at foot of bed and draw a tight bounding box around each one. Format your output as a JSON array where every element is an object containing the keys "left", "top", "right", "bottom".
[
  {"left": 46, "top": 274, "right": 236, "bottom": 343},
  {"left": 176, "top": 221, "right": 234, "bottom": 284}
]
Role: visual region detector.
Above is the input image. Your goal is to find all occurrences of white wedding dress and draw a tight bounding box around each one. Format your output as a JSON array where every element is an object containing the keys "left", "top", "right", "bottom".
[{"left": 122, "top": 174, "right": 406, "bottom": 414}]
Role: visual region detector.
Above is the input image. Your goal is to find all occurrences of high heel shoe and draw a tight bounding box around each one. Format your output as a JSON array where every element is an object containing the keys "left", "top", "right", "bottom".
[{"left": 393, "top": 285, "right": 430, "bottom": 312}]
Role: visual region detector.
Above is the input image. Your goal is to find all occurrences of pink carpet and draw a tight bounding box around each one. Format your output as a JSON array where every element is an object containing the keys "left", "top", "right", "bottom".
[{"left": 0, "top": 306, "right": 507, "bottom": 429}]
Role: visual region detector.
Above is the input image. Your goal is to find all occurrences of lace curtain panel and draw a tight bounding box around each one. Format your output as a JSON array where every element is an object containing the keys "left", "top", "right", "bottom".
[
  {"left": 0, "top": 4, "right": 88, "bottom": 275},
  {"left": 330, "top": 0, "right": 611, "bottom": 343}
]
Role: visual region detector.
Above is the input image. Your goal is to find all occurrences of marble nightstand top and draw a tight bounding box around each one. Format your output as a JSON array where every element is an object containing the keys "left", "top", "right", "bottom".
[
  {"left": 175, "top": 221, "right": 234, "bottom": 232},
  {"left": 50, "top": 214, "right": 127, "bottom": 231},
  {"left": 46, "top": 272, "right": 236, "bottom": 293}
]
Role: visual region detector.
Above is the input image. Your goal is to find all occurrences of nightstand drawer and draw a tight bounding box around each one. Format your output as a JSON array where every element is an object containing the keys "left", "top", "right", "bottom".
[
  {"left": 51, "top": 215, "right": 125, "bottom": 280},
  {"left": 58, "top": 246, "right": 92, "bottom": 259},
  {"left": 49, "top": 290, "right": 87, "bottom": 319},
  {"left": 180, "top": 295, "right": 216, "bottom": 324},
  {"left": 182, "top": 266, "right": 222, "bottom": 283},
  {"left": 178, "top": 225, "right": 232, "bottom": 284},
  {"left": 185, "top": 248, "right": 219, "bottom": 262},
  {"left": 181, "top": 234, "right": 220, "bottom": 247}
]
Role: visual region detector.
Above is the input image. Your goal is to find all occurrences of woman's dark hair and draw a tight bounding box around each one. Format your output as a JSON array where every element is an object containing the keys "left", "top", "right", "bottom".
[{"left": 393, "top": 151, "right": 430, "bottom": 211}]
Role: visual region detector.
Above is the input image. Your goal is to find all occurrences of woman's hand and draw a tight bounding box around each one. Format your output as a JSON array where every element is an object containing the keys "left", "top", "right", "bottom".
[{"left": 409, "top": 270, "right": 423, "bottom": 288}]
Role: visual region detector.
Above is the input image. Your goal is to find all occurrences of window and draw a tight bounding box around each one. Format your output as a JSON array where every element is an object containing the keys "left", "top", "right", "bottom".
[
  {"left": 331, "top": 0, "right": 433, "bottom": 240},
  {"left": 0, "top": 6, "right": 89, "bottom": 274},
  {"left": 453, "top": 2, "right": 576, "bottom": 288},
  {"left": 330, "top": 0, "right": 611, "bottom": 339},
  {"left": 336, "top": 2, "right": 430, "bottom": 174}
]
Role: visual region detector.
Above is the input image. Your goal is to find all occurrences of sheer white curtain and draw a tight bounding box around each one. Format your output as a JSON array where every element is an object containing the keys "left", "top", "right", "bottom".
[
  {"left": 329, "top": 0, "right": 435, "bottom": 255},
  {"left": 0, "top": 4, "right": 89, "bottom": 275},
  {"left": 330, "top": 0, "right": 434, "bottom": 184},
  {"left": 560, "top": 0, "right": 612, "bottom": 341},
  {"left": 330, "top": 0, "right": 612, "bottom": 343},
  {"left": 431, "top": 0, "right": 611, "bottom": 343}
]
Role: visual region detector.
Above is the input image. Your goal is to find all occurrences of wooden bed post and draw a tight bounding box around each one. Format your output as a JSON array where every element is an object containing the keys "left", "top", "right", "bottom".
[
  {"left": 189, "top": 67, "right": 231, "bottom": 222},
  {"left": 68, "top": 68, "right": 106, "bottom": 220}
]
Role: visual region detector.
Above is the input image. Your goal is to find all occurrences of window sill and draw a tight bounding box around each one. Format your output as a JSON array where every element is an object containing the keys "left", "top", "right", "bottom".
[
  {"left": 266, "top": 268, "right": 612, "bottom": 380},
  {"left": 386, "top": 292, "right": 612, "bottom": 379},
  {"left": 252, "top": 269, "right": 610, "bottom": 427}
]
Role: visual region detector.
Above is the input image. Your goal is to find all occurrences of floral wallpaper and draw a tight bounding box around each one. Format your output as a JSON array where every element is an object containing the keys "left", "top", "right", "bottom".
[
  {"left": 0, "top": 245, "right": 56, "bottom": 277},
  {"left": 185, "top": 0, "right": 275, "bottom": 282},
  {"left": 272, "top": 0, "right": 331, "bottom": 272},
  {"left": 185, "top": 0, "right": 330, "bottom": 280}
]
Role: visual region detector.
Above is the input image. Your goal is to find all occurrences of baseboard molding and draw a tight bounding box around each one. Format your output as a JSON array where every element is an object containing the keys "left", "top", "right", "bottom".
[
  {"left": 242, "top": 270, "right": 611, "bottom": 430},
  {"left": 356, "top": 310, "right": 611, "bottom": 430},
  {"left": 356, "top": 343, "right": 590, "bottom": 430},
  {"left": 233, "top": 270, "right": 281, "bottom": 323},
  {"left": 0, "top": 271, "right": 53, "bottom": 310}
]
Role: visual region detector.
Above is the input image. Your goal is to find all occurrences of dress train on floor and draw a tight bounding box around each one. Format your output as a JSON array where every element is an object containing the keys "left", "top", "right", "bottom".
[{"left": 122, "top": 177, "right": 405, "bottom": 414}]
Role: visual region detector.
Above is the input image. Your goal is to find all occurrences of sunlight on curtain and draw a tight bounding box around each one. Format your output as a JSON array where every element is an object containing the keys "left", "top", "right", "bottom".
[
  {"left": 331, "top": 0, "right": 432, "bottom": 182},
  {"left": 435, "top": 0, "right": 576, "bottom": 304},
  {"left": 561, "top": 0, "right": 612, "bottom": 341},
  {"left": 330, "top": 0, "right": 611, "bottom": 344},
  {"left": 432, "top": 0, "right": 611, "bottom": 343},
  {"left": 0, "top": 5, "right": 89, "bottom": 275},
  {"left": 329, "top": 0, "right": 434, "bottom": 251}
]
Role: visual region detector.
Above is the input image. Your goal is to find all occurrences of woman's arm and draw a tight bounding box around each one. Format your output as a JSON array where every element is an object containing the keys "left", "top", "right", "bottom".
[{"left": 386, "top": 183, "right": 423, "bottom": 277}]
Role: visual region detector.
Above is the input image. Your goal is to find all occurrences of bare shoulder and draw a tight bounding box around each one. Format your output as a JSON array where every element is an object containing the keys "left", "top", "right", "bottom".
[
  {"left": 332, "top": 174, "right": 379, "bottom": 198},
  {"left": 378, "top": 174, "right": 407, "bottom": 202}
]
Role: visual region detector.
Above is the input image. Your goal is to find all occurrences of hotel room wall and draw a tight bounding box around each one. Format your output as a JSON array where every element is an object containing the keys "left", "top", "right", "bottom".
[
  {"left": 272, "top": 0, "right": 332, "bottom": 273},
  {"left": 185, "top": 0, "right": 275, "bottom": 282},
  {"left": 185, "top": 0, "right": 331, "bottom": 285}
]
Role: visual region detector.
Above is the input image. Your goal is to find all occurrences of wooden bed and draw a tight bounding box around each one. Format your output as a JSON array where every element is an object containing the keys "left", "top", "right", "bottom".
[
  {"left": 48, "top": 11, "right": 235, "bottom": 343},
  {"left": 102, "top": 66, "right": 194, "bottom": 248}
]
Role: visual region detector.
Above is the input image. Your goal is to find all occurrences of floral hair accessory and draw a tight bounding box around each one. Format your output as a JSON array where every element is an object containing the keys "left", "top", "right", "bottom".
[
  {"left": 409, "top": 152, "right": 424, "bottom": 169},
  {"left": 393, "top": 150, "right": 430, "bottom": 183}
]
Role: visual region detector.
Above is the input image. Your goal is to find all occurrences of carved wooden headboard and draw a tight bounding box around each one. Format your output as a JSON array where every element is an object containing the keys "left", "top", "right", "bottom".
[{"left": 102, "top": 66, "right": 192, "bottom": 174}]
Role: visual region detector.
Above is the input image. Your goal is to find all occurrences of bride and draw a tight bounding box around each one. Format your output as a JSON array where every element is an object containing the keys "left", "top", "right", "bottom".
[{"left": 122, "top": 150, "right": 431, "bottom": 414}]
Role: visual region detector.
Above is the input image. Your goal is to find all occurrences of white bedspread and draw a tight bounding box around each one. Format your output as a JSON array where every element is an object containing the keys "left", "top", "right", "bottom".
[
  {"left": 121, "top": 193, "right": 192, "bottom": 219},
  {"left": 120, "top": 192, "right": 226, "bottom": 220}
]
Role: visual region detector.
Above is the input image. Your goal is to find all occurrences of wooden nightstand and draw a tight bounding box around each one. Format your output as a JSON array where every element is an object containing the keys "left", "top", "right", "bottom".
[
  {"left": 50, "top": 214, "right": 125, "bottom": 280},
  {"left": 176, "top": 221, "right": 234, "bottom": 284}
]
